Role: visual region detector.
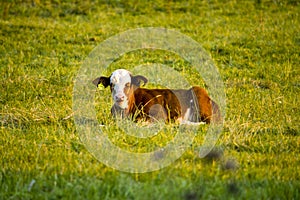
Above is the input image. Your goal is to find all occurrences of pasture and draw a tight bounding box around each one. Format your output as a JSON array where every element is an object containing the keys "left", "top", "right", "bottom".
[{"left": 0, "top": 0, "right": 299, "bottom": 199}]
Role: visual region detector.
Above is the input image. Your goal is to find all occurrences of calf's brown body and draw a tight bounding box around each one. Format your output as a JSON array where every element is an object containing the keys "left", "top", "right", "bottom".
[{"left": 123, "top": 87, "right": 219, "bottom": 123}]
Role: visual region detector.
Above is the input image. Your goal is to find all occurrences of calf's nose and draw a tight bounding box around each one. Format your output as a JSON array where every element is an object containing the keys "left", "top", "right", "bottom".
[{"left": 115, "top": 94, "right": 125, "bottom": 102}]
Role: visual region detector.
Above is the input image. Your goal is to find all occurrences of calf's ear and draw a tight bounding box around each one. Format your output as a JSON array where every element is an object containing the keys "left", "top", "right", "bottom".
[
  {"left": 92, "top": 76, "right": 110, "bottom": 88},
  {"left": 132, "top": 75, "right": 148, "bottom": 87}
]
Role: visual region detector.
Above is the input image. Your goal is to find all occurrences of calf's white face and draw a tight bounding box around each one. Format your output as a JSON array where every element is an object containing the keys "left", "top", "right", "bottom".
[
  {"left": 93, "top": 69, "right": 148, "bottom": 110},
  {"left": 110, "top": 69, "right": 132, "bottom": 109}
]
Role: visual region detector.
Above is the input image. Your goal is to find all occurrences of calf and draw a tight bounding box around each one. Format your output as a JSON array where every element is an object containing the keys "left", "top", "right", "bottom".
[{"left": 93, "top": 69, "right": 221, "bottom": 124}]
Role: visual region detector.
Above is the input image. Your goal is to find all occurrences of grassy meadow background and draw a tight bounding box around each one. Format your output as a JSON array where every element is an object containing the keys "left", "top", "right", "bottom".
[{"left": 1, "top": 0, "right": 299, "bottom": 199}]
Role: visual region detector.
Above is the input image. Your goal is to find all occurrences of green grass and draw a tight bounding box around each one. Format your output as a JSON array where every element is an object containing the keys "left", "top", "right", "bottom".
[{"left": 1, "top": 0, "right": 299, "bottom": 199}]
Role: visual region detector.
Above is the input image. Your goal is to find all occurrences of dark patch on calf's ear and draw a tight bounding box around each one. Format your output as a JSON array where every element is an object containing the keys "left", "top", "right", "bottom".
[
  {"left": 92, "top": 77, "right": 101, "bottom": 86},
  {"left": 132, "top": 75, "right": 148, "bottom": 87},
  {"left": 92, "top": 76, "right": 110, "bottom": 88}
]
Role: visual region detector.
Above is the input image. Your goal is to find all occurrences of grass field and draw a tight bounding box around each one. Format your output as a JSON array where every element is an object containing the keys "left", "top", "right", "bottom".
[{"left": 1, "top": 0, "right": 299, "bottom": 199}]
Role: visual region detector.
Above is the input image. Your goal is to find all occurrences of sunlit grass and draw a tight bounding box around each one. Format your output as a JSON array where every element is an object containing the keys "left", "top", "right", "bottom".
[{"left": 1, "top": 0, "right": 299, "bottom": 199}]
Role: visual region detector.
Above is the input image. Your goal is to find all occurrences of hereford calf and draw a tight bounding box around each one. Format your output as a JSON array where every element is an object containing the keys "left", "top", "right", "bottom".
[{"left": 93, "top": 69, "right": 221, "bottom": 124}]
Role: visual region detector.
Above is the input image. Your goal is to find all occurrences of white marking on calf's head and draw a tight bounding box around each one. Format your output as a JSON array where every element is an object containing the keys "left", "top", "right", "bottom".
[
  {"left": 93, "top": 69, "right": 148, "bottom": 110},
  {"left": 110, "top": 69, "right": 132, "bottom": 109}
]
